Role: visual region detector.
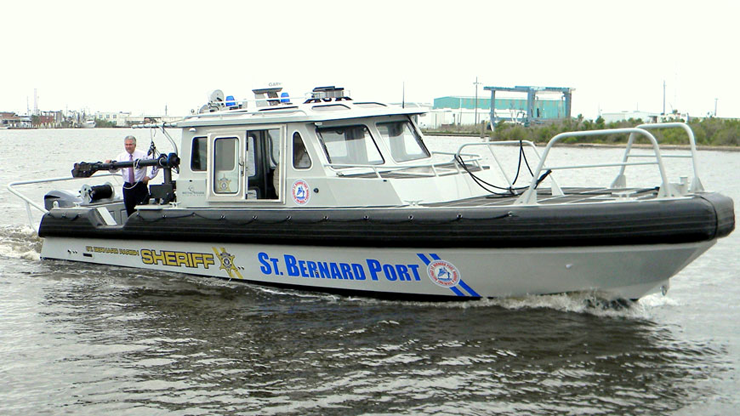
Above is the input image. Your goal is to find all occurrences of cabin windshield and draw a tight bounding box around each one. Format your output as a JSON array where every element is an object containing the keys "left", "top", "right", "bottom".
[
  {"left": 316, "top": 125, "right": 384, "bottom": 166},
  {"left": 377, "top": 120, "right": 430, "bottom": 162}
]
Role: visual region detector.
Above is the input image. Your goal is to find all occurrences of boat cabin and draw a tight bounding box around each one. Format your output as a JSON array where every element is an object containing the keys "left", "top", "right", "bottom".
[{"left": 170, "top": 86, "right": 487, "bottom": 209}]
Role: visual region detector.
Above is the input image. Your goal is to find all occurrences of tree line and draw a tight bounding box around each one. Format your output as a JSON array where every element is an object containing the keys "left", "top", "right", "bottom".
[{"left": 424, "top": 116, "right": 740, "bottom": 147}]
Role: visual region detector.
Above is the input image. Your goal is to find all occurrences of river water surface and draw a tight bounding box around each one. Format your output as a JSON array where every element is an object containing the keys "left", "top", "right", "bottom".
[{"left": 1, "top": 129, "right": 738, "bottom": 415}]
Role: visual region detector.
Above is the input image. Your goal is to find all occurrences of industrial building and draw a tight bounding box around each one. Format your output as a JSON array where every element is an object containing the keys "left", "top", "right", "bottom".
[{"left": 424, "top": 85, "right": 573, "bottom": 129}]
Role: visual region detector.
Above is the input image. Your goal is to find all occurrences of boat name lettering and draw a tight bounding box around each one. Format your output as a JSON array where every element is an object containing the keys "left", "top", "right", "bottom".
[
  {"left": 86, "top": 246, "right": 139, "bottom": 256},
  {"left": 258, "top": 252, "right": 421, "bottom": 282},
  {"left": 140, "top": 249, "right": 216, "bottom": 269}
]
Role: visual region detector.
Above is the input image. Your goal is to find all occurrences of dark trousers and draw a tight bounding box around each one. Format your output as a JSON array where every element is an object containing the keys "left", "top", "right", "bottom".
[{"left": 123, "top": 182, "right": 149, "bottom": 217}]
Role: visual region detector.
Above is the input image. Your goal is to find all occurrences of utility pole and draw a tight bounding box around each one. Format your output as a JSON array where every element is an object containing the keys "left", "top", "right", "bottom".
[
  {"left": 662, "top": 80, "right": 666, "bottom": 115},
  {"left": 459, "top": 97, "right": 462, "bottom": 126},
  {"left": 402, "top": 82, "right": 405, "bottom": 109},
  {"left": 714, "top": 98, "right": 718, "bottom": 117},
  {"left": 473, "top": 76, "right": 482, "bottom": 125}
]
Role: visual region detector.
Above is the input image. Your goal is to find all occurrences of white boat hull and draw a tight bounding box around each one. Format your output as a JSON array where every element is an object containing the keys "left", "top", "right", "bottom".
[{"left": 40, "top": 236, "right": 715, "bottom": 300}]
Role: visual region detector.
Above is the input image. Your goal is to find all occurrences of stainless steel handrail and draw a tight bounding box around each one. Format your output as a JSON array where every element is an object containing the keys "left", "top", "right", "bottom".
[
  {"left": 7, "top": 173, "right": 120, "bottom": 229},
  {"left": 454, "top": 140, "right": 563, "bottom": 195},
  {"left": 633, "top": 122, "right": 703, "bottom": 192},
  {"left": 514, "top": 127, "right": 673, "bottom": 205},
  {"left": 328, "top": 153, "right": 480, "bottom": 179}
]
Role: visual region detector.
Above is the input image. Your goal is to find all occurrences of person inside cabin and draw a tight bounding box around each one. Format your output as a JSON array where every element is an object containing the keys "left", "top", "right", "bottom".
[
  {"left": 272, "top": 133, "right": 312, "bottom": 197},
  {"left": 106, "top": 135, "right": 158, "bottom": 217},
  {"left": 293, "top": 136, "right": 311, "bottom": 169}
]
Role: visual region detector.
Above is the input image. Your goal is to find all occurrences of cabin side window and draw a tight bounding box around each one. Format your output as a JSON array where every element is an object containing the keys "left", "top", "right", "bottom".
[
  {"left": 377, "top": 121, "right": 430, "bottom": 162},
  {"left": 191, "top": 136, "right": 208, "bottom": 171},
  {"left": 316, "top": 125, "right": 383, "bottom": 166},
  {"left": 213, "top": 137, "right": 239, "bottom": 194},
  {"left": 293, "top": 132, "right": 312, "bottom": 169}
]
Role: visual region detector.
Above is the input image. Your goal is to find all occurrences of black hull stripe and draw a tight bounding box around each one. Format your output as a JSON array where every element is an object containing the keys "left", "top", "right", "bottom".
[{"left": 38, "top": 194, "right": 735, "bottom": 248}]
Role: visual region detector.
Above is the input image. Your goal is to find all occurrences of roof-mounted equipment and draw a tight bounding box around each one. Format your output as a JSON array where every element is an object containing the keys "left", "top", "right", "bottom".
[
  {"left": 253, "top": 86, "right": 285, "bottom": 108},
  {"left": 304, "top": 86, "right": 352, "bottom": 104}
]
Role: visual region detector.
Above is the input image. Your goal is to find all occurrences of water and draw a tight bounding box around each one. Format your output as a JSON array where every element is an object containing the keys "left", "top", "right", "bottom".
[{"left": 1, "top": 129, "right": 738, "bottom": 415}]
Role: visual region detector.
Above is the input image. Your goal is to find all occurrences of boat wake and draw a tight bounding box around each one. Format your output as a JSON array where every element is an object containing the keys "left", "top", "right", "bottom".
[
  {"left": 462, "top": 291, "right": 679, "bottom": 318},
  {"left": 245, "top": 283, "right": 678, "bottom": 318},
  {"left": 0, "top": 225, "right": 41, "bottom": 261}
]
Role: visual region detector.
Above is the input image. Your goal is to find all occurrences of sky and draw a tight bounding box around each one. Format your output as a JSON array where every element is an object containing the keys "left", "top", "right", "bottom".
[{"left": 1, "top": 0, "right": 737, "bottom": 119}]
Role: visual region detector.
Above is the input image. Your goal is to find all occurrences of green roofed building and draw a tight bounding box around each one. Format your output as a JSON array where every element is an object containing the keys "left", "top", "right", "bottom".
[{"left": 432, "top": 86, "right": 573, "bottom": 127}]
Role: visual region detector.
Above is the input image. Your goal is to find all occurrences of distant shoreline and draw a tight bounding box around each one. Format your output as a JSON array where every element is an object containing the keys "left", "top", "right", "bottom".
[{"left": 422, "top": 131, "right": 740, "bottom": 152}]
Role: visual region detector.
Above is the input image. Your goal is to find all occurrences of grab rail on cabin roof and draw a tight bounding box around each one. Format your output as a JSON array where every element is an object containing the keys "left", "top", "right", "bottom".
[
  {"left": 514, "top": 127, "right": 676, "bottom": 205},
  {"left": 188, "top": 106, "right": 309, "bottom": 119}
]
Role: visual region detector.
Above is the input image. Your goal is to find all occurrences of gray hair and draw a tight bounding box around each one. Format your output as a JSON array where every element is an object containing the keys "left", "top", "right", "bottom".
[{"left": 124, "top": 135, "right": 137, "bottom": 144}]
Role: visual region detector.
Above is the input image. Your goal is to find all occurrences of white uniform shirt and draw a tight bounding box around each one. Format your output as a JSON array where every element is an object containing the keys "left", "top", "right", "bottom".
[{"left": 113, "top": 149, "right": 158, "bottom": 183}]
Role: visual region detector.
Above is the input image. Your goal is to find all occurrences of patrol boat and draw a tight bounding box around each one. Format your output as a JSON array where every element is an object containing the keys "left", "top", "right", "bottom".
[{"left": 10, "top": 86, "right": 735, "bottom": 301}]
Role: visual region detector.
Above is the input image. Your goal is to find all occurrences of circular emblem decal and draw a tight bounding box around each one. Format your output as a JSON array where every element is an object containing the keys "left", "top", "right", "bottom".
[
  {"left": 426, "top": 259, "right": 461, "bottom": 288},
  {"left": 292, "top": 180, "right": 311, "bottom": 205}
]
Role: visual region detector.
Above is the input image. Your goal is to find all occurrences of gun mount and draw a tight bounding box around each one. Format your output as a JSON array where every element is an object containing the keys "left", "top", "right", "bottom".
[{"left": 71, "top": 152, "right": 180, "bottom": 204}]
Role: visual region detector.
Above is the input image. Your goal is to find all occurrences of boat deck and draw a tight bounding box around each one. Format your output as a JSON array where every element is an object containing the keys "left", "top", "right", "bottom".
[{"left": 425, "top": 187, "right": 661, "bottom": 209}]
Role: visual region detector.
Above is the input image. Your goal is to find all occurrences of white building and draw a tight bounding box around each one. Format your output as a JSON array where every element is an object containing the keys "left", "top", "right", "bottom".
[
  {"left": 95, "top": 111, "right": 132, "bottom": 127},
  {"left": 600, "top": 111, "right": 657, "bottom": 123},
  {"left": 600, "top": 110, "right": 691, "bottom": 124}
]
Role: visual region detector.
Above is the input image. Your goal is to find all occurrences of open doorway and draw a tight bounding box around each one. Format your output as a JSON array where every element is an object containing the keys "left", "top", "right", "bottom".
[{"left": 246, "top": 128, "right": 281, "bottom": 199}]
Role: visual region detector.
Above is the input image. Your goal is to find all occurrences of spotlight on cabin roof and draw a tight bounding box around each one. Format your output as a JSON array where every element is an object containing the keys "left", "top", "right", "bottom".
[{"left": 311, "top": 86, "right": 348, "bottom": 99}]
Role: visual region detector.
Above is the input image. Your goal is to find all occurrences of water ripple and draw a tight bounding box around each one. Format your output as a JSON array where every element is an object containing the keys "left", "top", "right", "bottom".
[{"left": 0, "top": 226, "right": 735, "bottom": 414}]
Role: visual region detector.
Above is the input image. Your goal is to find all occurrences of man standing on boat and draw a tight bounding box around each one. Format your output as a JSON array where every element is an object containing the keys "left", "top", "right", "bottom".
[{"left": 107, "top": 135, "right": 158, "bottom": 217}]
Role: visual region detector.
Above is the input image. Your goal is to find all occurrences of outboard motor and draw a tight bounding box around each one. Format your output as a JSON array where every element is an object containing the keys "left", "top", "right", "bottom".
[
  {"left": 43, "top": 183, "right": 116, "bottom": 210},
  {"left": 44, "top": 190, "right": 82, "bottom": 210}
]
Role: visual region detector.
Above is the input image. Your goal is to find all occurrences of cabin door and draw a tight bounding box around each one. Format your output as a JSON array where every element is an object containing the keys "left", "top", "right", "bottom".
[
  {"left": 245, "top": 128, "right": 282, "bottom": 200},
  {"left": 207, "top": 133, "right": 245, "bottom": 200}
]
